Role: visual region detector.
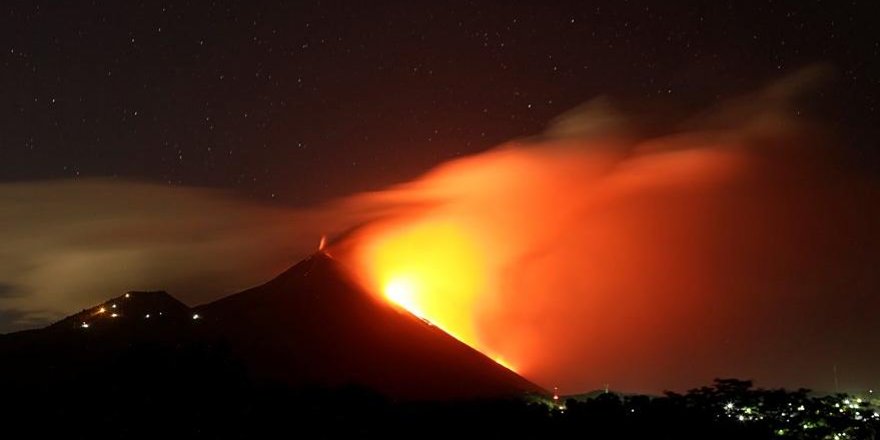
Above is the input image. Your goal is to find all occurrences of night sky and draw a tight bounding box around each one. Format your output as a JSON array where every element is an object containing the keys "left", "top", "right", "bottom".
[{"left": 3, "top": 1, "right": 878, "bottom": 204}]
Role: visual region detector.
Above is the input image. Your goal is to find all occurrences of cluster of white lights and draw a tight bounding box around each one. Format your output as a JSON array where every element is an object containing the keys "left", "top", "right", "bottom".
[
  {"left": 719, "top": 394, "right": 879, "bottom": 439},
  {"left": 723, "top": 403, "right": 763, "bottom": 422}
]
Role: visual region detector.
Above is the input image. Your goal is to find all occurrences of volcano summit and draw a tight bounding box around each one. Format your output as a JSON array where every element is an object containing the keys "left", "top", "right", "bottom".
[{"left": 0, "top": 253, "right": 543, "bottom": 425}]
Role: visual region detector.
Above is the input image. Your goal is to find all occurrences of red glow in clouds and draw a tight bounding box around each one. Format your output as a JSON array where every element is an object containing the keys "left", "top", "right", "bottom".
[{"left": 335, "top": 68, "right": 880, "bottom": 393}]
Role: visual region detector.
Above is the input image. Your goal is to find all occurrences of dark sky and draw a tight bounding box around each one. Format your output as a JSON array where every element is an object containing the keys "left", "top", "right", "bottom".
[{"left": 2, "top": 1, "right": 878, "bottom": 204}]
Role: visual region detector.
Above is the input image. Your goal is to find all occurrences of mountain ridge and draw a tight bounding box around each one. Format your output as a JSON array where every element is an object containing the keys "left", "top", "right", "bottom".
[{"left": 0, "top": 251, "right": 545, "bottom": 401}]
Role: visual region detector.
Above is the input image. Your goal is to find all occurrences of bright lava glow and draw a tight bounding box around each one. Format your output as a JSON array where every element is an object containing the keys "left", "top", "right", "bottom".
[
  {"left": 384, "top": 277, "right": 421, "bottom": 316},
  {"left": 351, "top": 219, "right": 520, "bottom": 373},
  {"left": 358, "top": 219, "right": 488, "bottom": 346},
  {"left": 493, "top": 356, "right": 517, "bottom": 372}
]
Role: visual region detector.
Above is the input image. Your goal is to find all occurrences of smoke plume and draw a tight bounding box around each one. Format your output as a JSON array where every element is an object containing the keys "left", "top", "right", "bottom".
[{"left": 333, "top": 66, "right": 880, "bottom": 393}]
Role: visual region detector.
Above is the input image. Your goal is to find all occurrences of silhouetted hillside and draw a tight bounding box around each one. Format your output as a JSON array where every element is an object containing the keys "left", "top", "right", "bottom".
[
  {"left": 1, "top": 253, "right": 540, "bottom": 400},
  {"left": 0, "top": 252, "right": 548, "bottom": 437},
  {"left": 193, "top": 252, "right": 543, "bottom": 400},
  {"left": 2, "top": 255, "right": 877, "bottom": 439}
]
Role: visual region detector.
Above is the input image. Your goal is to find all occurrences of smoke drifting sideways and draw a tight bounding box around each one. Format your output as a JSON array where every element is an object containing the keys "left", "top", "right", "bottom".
[
  {"left": 0, "top": 181, "right": 357, "bottom": 332},
  {"left": 1, "top": 67, "right": 877, "bottom": 394},
  {"left": 332, "top": 67, "right": 880, "bottom": 394}
]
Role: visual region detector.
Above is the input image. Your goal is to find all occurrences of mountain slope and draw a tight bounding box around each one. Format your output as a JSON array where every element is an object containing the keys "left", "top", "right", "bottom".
[
  {"left": 195, "top": 252, "right": 544, "bottom": 400},
  {"left": 0, "top": 252, "right": 543, "bottom": 402}
]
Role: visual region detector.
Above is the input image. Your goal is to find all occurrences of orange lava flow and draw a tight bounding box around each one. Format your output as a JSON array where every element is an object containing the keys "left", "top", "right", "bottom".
[{"left": 348, "top": 217, "right": 516, "bottom": 370}]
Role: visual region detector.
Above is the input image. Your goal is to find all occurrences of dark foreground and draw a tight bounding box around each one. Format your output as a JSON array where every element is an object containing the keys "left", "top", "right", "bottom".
[
  {"left": 2, "top": 254, "right": 877, "bottom": 438},
  {"left": 4, "top": 356, "right": 878, "bottom": 440},
  {"left": 2, "top": 323, "right": 877, "bottom": 438}
]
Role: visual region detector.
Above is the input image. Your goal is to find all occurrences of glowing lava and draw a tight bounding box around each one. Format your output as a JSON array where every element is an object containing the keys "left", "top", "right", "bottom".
[
  {"left": 349, "top": 218, "right": 520, "bottom": 373},
  {"left": 384, "top": 276, "right": 420, "bottom": 316},
  {"left": 492, "top": 356, "right": 517, "bottom": 373},
  {"left": 354, "top": 218, "right": 489, "bottom": 350}
]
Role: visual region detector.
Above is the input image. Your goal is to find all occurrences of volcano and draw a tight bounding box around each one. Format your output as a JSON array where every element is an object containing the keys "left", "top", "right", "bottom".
[
  {"left": 0, "top": 252, "right": 542, "bottom": 402},
  {"left": 193, "top": 252, "right": 542, "bottom": 399}
]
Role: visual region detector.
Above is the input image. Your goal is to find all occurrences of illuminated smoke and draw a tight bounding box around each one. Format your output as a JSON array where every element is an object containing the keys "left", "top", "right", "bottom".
[{"left": 333, "top": 67, "right": 880, "bottom": 393}]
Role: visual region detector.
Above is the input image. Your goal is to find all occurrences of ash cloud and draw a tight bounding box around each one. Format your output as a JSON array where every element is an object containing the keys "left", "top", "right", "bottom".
[{"left": 335, "top": 66, "right": 880, "bottom": 393}]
